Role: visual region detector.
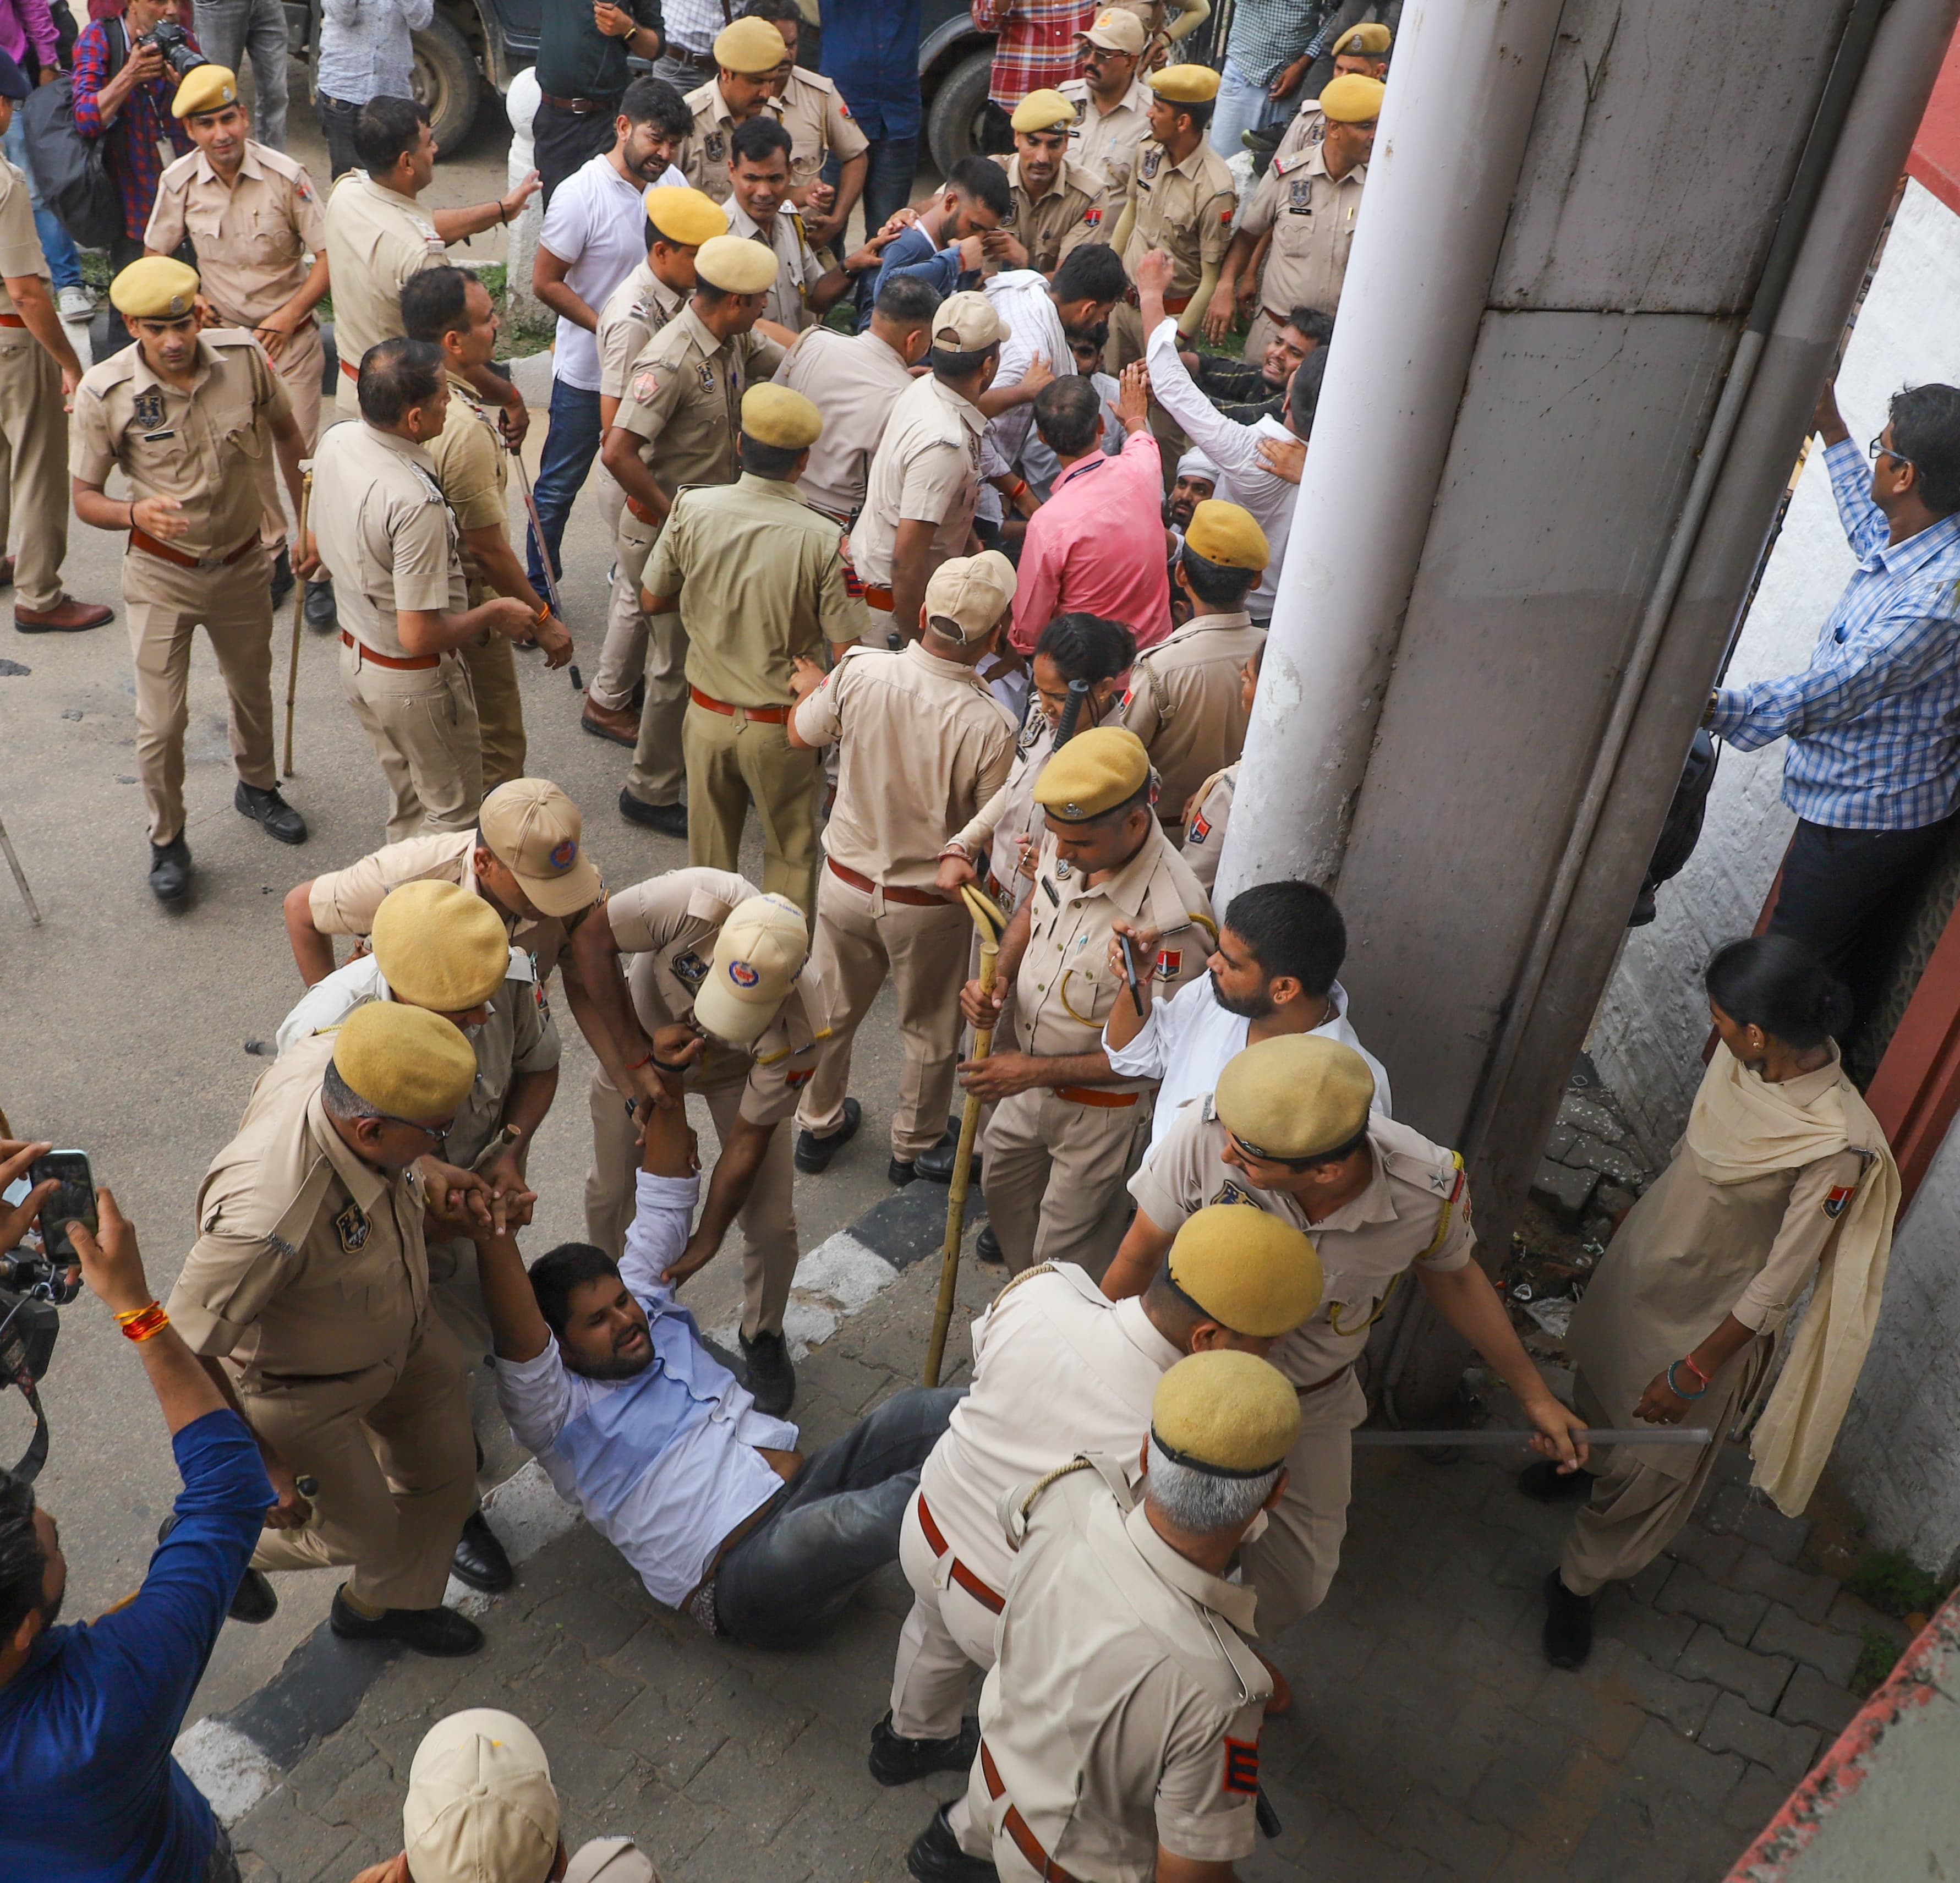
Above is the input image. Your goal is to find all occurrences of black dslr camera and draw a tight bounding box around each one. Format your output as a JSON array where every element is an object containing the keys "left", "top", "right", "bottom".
[
  {"left": 0, "top": 1151, "right": 89, "bottom": 1481},
  {"left": 136, "top": 20, "right": 210, "bottom": 80}
]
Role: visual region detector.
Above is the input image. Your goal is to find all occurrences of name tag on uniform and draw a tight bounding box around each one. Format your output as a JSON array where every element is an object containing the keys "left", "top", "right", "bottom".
[
  {"left": 1041, "top": 875, "right": 1060, "bottom": 906},
  {"left": 334, "top": 1201, "right": 370, "bottom": 1252}
]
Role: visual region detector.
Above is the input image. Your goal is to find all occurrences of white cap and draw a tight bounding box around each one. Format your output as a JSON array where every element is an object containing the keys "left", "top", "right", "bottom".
[
  {"left": 693, "top": 894, "right": 809, "bottom": 1044},
  {"left": 1175, "top": 447, "right": 1219, "bottom": 483},
  {"left": 563, "top": 1838, "right": 660, "bottom": 1883},
  {"left": 403, "top": 1710, "right": 559, "bottom": 1883}
]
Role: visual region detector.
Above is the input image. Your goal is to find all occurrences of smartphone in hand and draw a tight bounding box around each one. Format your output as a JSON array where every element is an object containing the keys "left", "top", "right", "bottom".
[{"left": 29, "top": 1151, "right": 93, "bottom": 1299}]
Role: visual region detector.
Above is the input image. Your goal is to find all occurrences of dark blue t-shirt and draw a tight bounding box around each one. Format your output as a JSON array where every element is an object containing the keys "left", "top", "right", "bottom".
[{"left": 820, "top": 0, "right": 927, "bottom": 139}]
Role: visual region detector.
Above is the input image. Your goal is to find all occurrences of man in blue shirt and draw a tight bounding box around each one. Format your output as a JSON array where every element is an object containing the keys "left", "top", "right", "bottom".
[
  {"left": 1709, "top": 381, "right": 1960, "bottom": 1005},
  {"left": 859, "top": 156, "right": 1012, "bottom": 329},
  {"left": 817, "top": 0, "right": 924, "bottom": 237},
  {"left": 0, "top": 1189, "right": 276, "bottom": 1883}
]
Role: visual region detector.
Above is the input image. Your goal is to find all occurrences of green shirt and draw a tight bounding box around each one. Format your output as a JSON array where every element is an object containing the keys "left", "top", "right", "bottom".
[{"left": 534, "top": 0, "right": 664, "bottom": 102}]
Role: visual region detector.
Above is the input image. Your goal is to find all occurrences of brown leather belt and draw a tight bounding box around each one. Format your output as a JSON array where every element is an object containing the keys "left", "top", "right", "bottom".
[
  {"left": 540, "top": 90, "right": 625, "bottom": 113},
  {"left": 131, "top": 527, "right": 259, "bottom": 570},
  {"left": 688, "top": 683, "right": 789, "bottom": 724},
  {"left": 916, "top": 1494, "right": 1005, "bottom": 1614},
  {"left": 626, "top": 494, "right": 664, "bottom": 526},
  {"left": 827, "top": 857, "right": 946, "bottom": 907},
  {"left": 1054, "top": 1087, "right": 1138, "bottom": 1107},
  {"left": 981, "top": 1742, "right": 1080, "bottom": 1883},
  {"left": 863, "top": 584, "right": 894, "bottom": 611},
  {"left": 341, "top": 628, "right": 440, "bottom": 671},
  {"left": 1164, "top": 293, "right": 1192, "bottom": 315},
  {"left": 1297, "top": 1360, "right": 1355, "bottom": 1399},
  {"left": 0, "top": 313, "right": 24, "bottom": 328}
]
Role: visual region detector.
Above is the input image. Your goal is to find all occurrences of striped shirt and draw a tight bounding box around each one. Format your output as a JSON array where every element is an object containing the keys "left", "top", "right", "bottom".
[
  {"left": 1710, "top": 438, "right": 1960, "bottom": 831},
  {"left": 972, "top": 0, "right": 1093, "bottom": 110}
]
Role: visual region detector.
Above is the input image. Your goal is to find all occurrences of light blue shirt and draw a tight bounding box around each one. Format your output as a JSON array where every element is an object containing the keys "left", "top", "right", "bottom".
[{"left": 317, "top": 0, "right": 435, "bottom": 106}]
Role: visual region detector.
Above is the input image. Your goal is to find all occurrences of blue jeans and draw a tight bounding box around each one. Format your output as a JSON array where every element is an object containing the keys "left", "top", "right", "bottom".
[
  {"left": 1211, "top": 56, "right": 1289, "bottom": 161},
  {"left": 2, "top": 115, "right": 79, "bottom": 291},
  {"left": 525, "top": 377, "right": 604, "bottom": 592},
  {"left": 831, "top": 135, "right": 919, "bottom": 250}
]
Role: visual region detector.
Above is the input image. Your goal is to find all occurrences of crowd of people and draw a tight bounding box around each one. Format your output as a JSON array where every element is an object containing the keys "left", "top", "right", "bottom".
[{"left": 0, "top": 0, "right": 1951, "bottom": 1878}]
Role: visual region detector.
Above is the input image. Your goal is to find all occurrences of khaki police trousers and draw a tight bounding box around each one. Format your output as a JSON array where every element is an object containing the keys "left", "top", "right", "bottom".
[
  {"left": 797, "top": 867, "right": 969, "bottom": 1161},
  {"left": 584, "top": 1064, "right": 801, "bottom": 1339},
  {"left": 0, "top": 329, "right": 71, "bottom": 612},
  {"left": 683, "top": 699, "right": 822, "bottom": 913},
  {"left": 1241, "top": 1365, "right": 1368, "bottom": 1636},
  {"left": 340, "top": 639, "right": 483, "bottom": 843},
  {"left": 891, "top": 1491, "right": 999, "bottom": 1741},
  {"left": 251, "top": 319, "right": 323, "bottom": 544},
  {"left": 124, "top": 544, "right": 278, "bottom": 845},
  {"left": 981, "top": 1086, "right": 1151, "bottom": 1277},
  {"left": 459, "top": 626, "right": 527, "bottom": 791},
  {"left": 243, "top": 1315, "right": 476, "bottom": 1610},
  {"left": 614, "top": 506, "right": 689, "bottom": 805}
]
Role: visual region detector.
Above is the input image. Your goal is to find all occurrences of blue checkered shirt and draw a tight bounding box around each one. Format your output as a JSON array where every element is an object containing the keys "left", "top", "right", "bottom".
[{"left": 1709, "top": 437, "right": 1960, "bottom": 831}]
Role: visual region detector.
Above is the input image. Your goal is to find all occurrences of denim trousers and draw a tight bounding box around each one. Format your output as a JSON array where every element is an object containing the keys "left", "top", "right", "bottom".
[
  {"left": 318, "top": 95, "right": 363, "bottom": 179},
  {"left": 713, "top": 1386, "right": 962, "bottom": 1649},
  {"left": 525, "top": 377, "right": 604, "bottom": 591},
  {"left": 1210, "top": 55, "right": 1289, "bottom": 162},
  {"left": 193, "top": 0, "right": 291, "bottom": 150},
  {"left": 1, "top": 115, "right": 79, "bottom": 291},
  {"left": 854, "top": 136, "right": 921, "bottom": 243}
]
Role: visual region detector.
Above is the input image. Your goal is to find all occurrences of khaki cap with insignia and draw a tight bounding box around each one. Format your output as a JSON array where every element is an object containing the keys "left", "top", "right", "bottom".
[
  {"left": 1011, "top": 88, "right": 1076, "bottom": 133},
  {"left": 371, "top": 879, "right": 510, "bottom": 1014},
  {"left": 694, "top": 893, "right": 808, "bottom": 1044},
  {"left": 563, "top": 1839, "right": 658, "bottom": 1883},
  {"left": 1216, "top": 1034, "right": 1375, "bottom": 1161},
  {"left": 1033, "top": 724, "right": 1150, "bottom": 822},
  {"left": 924, "top": 549, "right": 1016, "bottom": 643},
  {"left": 1152, "top": 1350, "right": 1301, "bottom": 1478},
  {"left": 694, "top": 232, "right": 780, "bottom": 295},
  {"left": 1147, "top": 63, "right": 1223, "bottom": 103},
  {"left": 479, "top": 777, "right": 603, "bottom": 918},
  {"left": 742, "top": 382, "right": 822, "bottom": 449},
  {"left": 932, "top": 288, "right": 1009, "bottom": 352},
  {"left": 714, "top": 15, "right": 788, "bottom": 72},
  {"left": 644, "top": 184, "right": 727, "bottom": 248},
  {"left": 1168, "top": 1204, "right": 1323, "bottom": 1337},
  {"left": 110, "top": 256, "right": 200, "bottom": 319},
  {"left": 172, "top": 63, "right": 239, "bottom": 118},
  {"left": 1320, "top": 73, "right": 1387, "bottom": 123},
  {"left": 332, "top": 1001, "right": 477, "bottom": 1123},
  {"left": 1184, "top": 498, "right": 1270, "bottom": 570},
  {"left": 1081, "top": 8, "right": 1146, "bottom": 53},
  {"left": 403, "top": 1709, "right": 559, "bottom": 1883},
  {"left": 1332, "top": 21, "right": 1392, "bottom": 57}
]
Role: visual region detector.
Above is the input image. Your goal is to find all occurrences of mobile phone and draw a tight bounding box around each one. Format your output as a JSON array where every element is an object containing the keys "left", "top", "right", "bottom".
[{"left": 29, "top": 1151, "right": 95, "bottom": 1276}]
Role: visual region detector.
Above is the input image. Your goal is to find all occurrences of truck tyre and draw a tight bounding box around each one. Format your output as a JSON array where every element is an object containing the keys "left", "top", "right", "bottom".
[
  {"left": 412, "top": 12, "right": 481, "bottom": 157},
  {"left": 926, "top": 47, "right": 993, "bottom": 177}
]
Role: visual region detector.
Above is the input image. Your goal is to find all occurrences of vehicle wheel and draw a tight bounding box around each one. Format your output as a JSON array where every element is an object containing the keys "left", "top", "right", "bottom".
[
  {"left": 926, "top": 47, "right": 993, "bottom": 178},
  {"left": 412, "top": 12, "right": 480, "bottom": 157}
]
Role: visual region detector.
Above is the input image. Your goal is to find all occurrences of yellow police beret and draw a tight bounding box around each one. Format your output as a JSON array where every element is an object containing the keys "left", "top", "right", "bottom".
[
  {"left": 643, "top": 184, "right": 728, "bottom": 248},
  {"left": 1216, "top": 1034, "right": 1375, "bottom": 1161},
  {"left": 331, "top": 1001, "right": 477, "bottom": 1124},
  {"left": 1332, "top": 22, "right": 1392, "bottom": 57},
  {"left": 742, "top": 382, "right": 822, "bottom": 450},
  {"left": 110, "top": 256, "right": 200, "bottom": 320},
  {"left": 694, "top": 232, "right": 780, "bottom": 294},
  {"left": 1152, "top": 1350, "right": 1301, "bottom": 1478},
  {"left": 1033, "top": 725, "right": 1150, "bottom": 822},
  {"left": 714, "top": 15, "right": 787, "bottom": 73},
  {"left": 1184, "top": 499, "right": 1270, "bottom": 570},
  {"left": 1168, "top": 1205, "right": 1323, "bottom": 1338},
  {"left": 370, "top": 880, "right": 511, "bottom": 1014},
  {"left": 1011, "top": 89, "right": 1076, "bottom": 133},
  {"left": 172, "top": 63, "right": 239, "bottom": 119},
  {"left": 1320, "top": 73, "right": 1387, "bottom": 124},
  {"left": 1147, "top": 63, "right": 1222, "bottom": 104}
]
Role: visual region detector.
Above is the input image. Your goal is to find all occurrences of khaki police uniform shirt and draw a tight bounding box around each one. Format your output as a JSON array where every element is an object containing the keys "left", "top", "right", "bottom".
[
  {"left": 723, "top": 195, "right": 823, "bottom": 333},
  {"left": 1061, "top": 76, "right": 1152, "bottom": 199},
  {"left": 310, "top": 419, "right": 465, "bottom": 659},
  {"left": 777, "top": 65, "right": 869, "bottom": 195},
  {"left": 1010, "top": 822, "right": 1212, "bottom": 1080},
  {"left": 773, "top": 325, "right": 915, "bottom": 521},
  {"left": 977, "top": 1457, "right": 1269, "bottom": 1877},
  {"left": 1181, "top": 761, "right": 1235, "bottom": 892},
  {"left": 791, "top": 641, "right": 1017, "bottom": 887},
  {"left": 1120, "top": 139, "right": 1237, "bottom": 302},
  {"left": 1118, "top": 612, "right": 1267, "bottom": 829},
  {"left": 596, "top": 261, "right": 684, "bottom": 403},
  {"left": 425, "top": 373, "right": 510, "bottom": 605},
  {"left": 605, "top": 866, "right": 832, "bottom": 1125},
  {"left": 323, "top": 170, "right": 448, "bottom": 375},
  {"left": 1238, "top": 144, "right": 1366, "bottom": 319},
  {"left": 644, "top": 471, "right": 868, "bottom": 702},
  {"left": 1273, "top": 98, "right": 1328, "bottom": 169},
  {"left": 72, "top": 330, "right": 291, "bottom": 559},
  {"left": 847, "top": 371, "right": 988, "bottom": 590},
  {"left": 0, "top": 155, "right": 47, "bottom": 316},
  {"left": 167, "top": 1032, "right": 432, "bottom": 1377},
  {"left": 679, "top": 82, "right": 786, "bottom": 202},
  {"left": 614, "top": 305, "right": 787, "bottom": 501},
  {"left": 1130, "top": 1105, "right": 1476, "bottom": 1389},
  {"left": 145, "top": 141, "right": 326, "bottom": 328},
  {"left": 996, "top": 152, "right": 1111, "bottom": 277}
]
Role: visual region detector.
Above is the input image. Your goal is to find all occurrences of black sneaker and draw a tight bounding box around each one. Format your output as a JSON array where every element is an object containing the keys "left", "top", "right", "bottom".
[
  {"left": 270, "top": 545, "right": 295, "bottom": 607},
  {"left": 868, "top": 1712, "right": 979, "bottom": 1786},
  {"left": 158, "top": 1515, "right": 277, "bottom": 1622},
  {"left": 974, "top": 1225, "right": 1004, "bottom": 1266},
  {"left": 329, "top": 1587, "right": 484, "bottom": 1657},
  {"left": 740, "top": 1328, "right": 796, "bottom": 1416},
  {"left": 149, "top": 834, "right": 191, "bottom": 904},
  {"left": 907, "top": 1804, "right": 998, "bottom": 1883},
  {"left": 303, "top": 578, "right": 338, "bottom": 633},
  {"left": 235, "top": 780, "right": 308, "bottom": 844},
  {"left": 1542, "top": 1570, "right": 1594, "bottom": 1669},
  {"left": 617, "top": 787, "right": 688, "bottom": 837},
  {"left": 1519, "top": 1460, "right": 1600, "bottom": 1503},
  {"left": 795, "top": 1097, "right": 862, "bottom": 1173},
  {"left": 450, "top": 1510, "right": 514, "bottom": 1593}
]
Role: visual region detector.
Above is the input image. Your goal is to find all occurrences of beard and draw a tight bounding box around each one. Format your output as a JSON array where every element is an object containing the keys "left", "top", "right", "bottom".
[
  {"left": 568, "top": 1334, "right": 654, "bottom": 1382},
  {"left": 1210, "top": 971, "right": 1275, "bottom": 1022}
]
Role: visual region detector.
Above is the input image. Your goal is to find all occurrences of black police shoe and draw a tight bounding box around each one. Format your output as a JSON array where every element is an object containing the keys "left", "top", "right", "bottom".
[
  {"left": 149, "top": 834, "right": 191, "bottom": 904},
  {"left": 974, "top": 1225, "right": 1003, "bottom": 1266},
  {"left": 795, "top": 1097, "right": 862, "bottom": 1174},
  {"left": 617, "top": 787, "right": 689, "bottom": 838},
  {"left": 906, "top": 1804, "right": 999, "bottom": 1883},
  {"left": 868, "top": 1712, "right": 979, "bottom": 1787},
  {"left": 910, "top": 1123, "right": 977, "bottom": 1186},
  {"left": 303, "top": 578, "right": 338, "bottom": 633},
  {"left": 158, "top": 1515, "right": 277, "bottom": 1622},
  {"left": 236, "top": 780, "right": 308, "bottom": 844},
  {"left": 450, "top": 1510, "right": 514, "bottom": 1593},
  {"left": 330, "top": 1588, "right": 484, "bottom": 1657},
  {"left": 1542, "top": 1570, "right": 1595, "bottom": 1669},
  {"left": 740, "top": 1328, "right": 796, "bottom": 1416},
  {"left": 1519, "top": 1460, "right": 1600, "bottom": 1503},
  {"left": 270, "top": 545, "right": 295, "bottom": 607}
]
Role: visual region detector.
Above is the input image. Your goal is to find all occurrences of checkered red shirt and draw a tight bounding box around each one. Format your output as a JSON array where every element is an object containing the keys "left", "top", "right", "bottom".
[
  {"left": 972, "top": 0, "right": 1094, "bottom": 108},
  {"left": 73, "top": 18, "right": 199, "bottom": 241}
]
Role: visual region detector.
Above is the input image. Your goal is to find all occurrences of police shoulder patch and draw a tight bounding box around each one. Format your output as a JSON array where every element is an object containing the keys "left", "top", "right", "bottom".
[
  {"left": 631, "top": 370, "right": 661, "bottom": 403},
  {"left": 1222, "top": 1737, "right": 1259, "bottom": 1796},
  {"left": 1823, "top": 1183, "right": 1857, "bottom": 1219}
]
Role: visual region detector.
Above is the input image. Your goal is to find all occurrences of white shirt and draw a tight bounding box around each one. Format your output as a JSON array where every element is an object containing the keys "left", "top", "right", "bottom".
[
  {"left": 495, "top": 1170, "right": 797, "bottom": 1608},
  {"left": 1105, "top": 974, "right": 1394, "bottom": 1142},
  {"left": 540, "top": 155, "right": 686, "bottom": 391},
  {"left": 981, "top": 269, "right": 1074, "bottom": 497}
]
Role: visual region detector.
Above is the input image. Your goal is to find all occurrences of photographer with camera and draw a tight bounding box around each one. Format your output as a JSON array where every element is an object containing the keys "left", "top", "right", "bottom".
[
  {"left": 72, "top": 0, "right": 203, "bottom": 265},
  {"left": 0, "top": 1186, "right": 274, "bottom": 1882}
]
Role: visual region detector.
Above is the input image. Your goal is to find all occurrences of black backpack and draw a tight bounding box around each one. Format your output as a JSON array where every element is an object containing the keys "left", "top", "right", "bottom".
[{"left": 21, "top": 17, "right": 128, "bottom": 250}]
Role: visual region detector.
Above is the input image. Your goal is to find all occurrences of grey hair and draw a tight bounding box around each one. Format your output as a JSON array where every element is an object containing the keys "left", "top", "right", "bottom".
[
  {"left": 321, "top": 1060, "right": 385, "bottom": 1123},
  {"left": 1145, "top": 1437, "right": 1280, "bottom": 1535}
]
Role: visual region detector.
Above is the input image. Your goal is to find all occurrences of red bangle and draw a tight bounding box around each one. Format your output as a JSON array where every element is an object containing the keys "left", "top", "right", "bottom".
[{"left": 117, "top": 1301, "right": 170, "bottom": 1342}]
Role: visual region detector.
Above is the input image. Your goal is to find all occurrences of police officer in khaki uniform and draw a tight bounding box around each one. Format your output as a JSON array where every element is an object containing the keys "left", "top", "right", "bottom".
[
  {"left": 165, "top": 1001, "right": 492, "bottom": 1655},
  {"left": 721, "top": 116, "right": 850, "bottom": 333},
  {"left": 879, "top": 1207, "right": 1320, "bottom": 1785},
  {"left": 905, "top": 1350, "right": 1299, "bottom": 1883},
  {"left": 569, "top": 876, "right": 833, "bottom": 1414},
  {"left": 1060, "top": 9, "right": 1155, "bottom": 200},
  {"left": 1119, "top": 499, "right": 1269, "bottom": 832},
  {"left": 1272, "top": 21, "right": 1391, "bottom": 166},
  {"left": 678, "top": 17, "right": 788, "bottom": 205},
  {"left": 1105, "top": 1034, "right": 1591, "bottom": 1635},
  {"left": 72, "top": 257, "right": 313, "bottom": 904},
  {"left": 1179, "top": 641, "right": 1259, "bottom": 890},
  {"left": 958, "top": 727, "right": 1213, "bottom": 1276},
  {"left": 643, "top": 381, "right": 868, "bottom": 911},
  {"left": 1106, "top": 65, "right": 1236, "bottom": 370},
  {"left": 994, "top": 91, "right": 1113, "bottom": 279},
  {"left": 600, "top": 231, "right": 788, "bottom": 835},
  {"left": 785, "top": 552, "right": 1019, "bottom": 1182}
]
